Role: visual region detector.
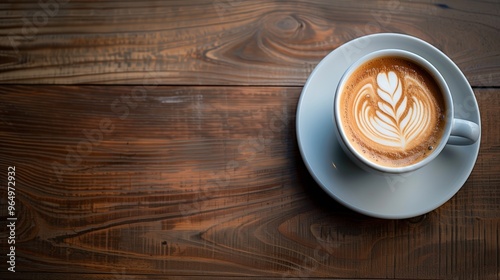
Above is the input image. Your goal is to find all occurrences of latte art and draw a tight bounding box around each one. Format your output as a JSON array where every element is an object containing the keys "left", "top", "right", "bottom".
[
  {"left": 339, "top": 56, "right": 447, "bottom": 167},
  {"left": 354, "top": 71, "right": 433, "bottom": 150}
]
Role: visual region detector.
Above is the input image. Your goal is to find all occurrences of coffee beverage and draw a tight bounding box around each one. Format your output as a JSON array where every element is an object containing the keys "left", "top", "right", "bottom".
[{"left": 338, "top": 56, "right": 447, "bottom": 167}]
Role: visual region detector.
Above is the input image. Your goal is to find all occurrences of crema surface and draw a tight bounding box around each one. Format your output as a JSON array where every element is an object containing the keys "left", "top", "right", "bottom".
[{"left": 339, "top": 57, "right": 447, "bottom": 167}]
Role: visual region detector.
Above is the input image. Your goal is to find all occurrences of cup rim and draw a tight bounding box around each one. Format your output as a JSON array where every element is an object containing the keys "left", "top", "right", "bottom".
[{"left": 333, "top": 49, "right": 454, "bottom": 173}]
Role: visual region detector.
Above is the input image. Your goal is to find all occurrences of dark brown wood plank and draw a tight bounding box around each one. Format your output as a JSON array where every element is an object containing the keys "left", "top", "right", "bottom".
[
  {"left": 0, "top": 86, "right": 498, "bottom": 279},
  {"left": 0, "top": 274, "right": 438, "bottom": 280},
  {"left": 0, "top": 0, "right": 499, "bottom": 86}
]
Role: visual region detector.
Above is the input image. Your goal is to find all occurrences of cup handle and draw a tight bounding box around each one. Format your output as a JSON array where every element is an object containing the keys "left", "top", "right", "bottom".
[{"left": 447, "top": 118, "right": 480, "bottom": 145}]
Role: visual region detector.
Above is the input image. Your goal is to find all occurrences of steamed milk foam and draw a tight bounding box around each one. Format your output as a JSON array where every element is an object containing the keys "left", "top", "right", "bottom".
[{"left": 339, "top": 56, "right": 447, "bottom": 167}]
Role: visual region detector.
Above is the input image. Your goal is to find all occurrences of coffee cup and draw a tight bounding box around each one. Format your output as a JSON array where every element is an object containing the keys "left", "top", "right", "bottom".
[{"left": 333, "top": 49, "right": 480, "bottom": 174}]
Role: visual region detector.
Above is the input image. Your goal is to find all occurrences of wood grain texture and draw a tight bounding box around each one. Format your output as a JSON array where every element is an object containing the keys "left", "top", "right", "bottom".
[
  {"left": 0, "top": 1, "right": 499, "bottom": 279},
  {"left": 0, "top": 275, "right": 437, "bottom": 280},
  {"left": 0, "top": 86, "right": 499, "bottom": 279},
  {"left": 0, "top": 0, "right": 499, "bottom": 86}
]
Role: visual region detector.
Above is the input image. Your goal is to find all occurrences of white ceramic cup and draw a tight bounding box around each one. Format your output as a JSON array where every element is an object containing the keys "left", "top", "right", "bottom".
[{"left": 333, "top": 49, "right": 480, "bottom": 174}]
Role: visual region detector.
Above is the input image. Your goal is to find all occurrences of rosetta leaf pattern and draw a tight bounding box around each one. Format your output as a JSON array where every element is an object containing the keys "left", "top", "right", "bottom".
[{"left": 354, "top": 71, "right": 431, "bottom": 149}]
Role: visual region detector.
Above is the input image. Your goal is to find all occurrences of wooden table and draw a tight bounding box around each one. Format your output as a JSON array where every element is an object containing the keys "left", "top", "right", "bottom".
[{"left": 1, "top": 1, "right": 499, "bottom": 279}]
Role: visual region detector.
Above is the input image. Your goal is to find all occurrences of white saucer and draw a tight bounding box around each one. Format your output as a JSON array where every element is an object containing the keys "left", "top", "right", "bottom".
[{"left": 296, "top": 33, "right": 481, "bottom": 219}]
